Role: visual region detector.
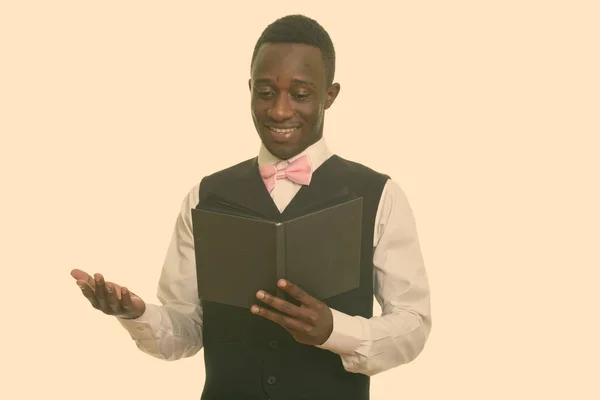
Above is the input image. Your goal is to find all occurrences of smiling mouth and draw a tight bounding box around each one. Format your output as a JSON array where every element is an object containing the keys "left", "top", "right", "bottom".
[{"left": 267, "top": 126, "right": 300, "bottom": 134}]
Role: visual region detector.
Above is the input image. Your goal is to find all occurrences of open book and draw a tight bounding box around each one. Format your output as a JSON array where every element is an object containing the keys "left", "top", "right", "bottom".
[{"left": 191, "top": 196, "right": 363, "bottom": 308}]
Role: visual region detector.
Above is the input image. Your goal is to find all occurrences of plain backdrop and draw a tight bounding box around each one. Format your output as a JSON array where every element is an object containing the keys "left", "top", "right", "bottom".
[{"left": 1, "top": 1, "right": 599, "bottom": 399}]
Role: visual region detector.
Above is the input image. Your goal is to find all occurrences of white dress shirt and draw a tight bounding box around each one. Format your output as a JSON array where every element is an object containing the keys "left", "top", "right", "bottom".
[{"left": 118, "top": 138, "right": 431, "bottom": 376}]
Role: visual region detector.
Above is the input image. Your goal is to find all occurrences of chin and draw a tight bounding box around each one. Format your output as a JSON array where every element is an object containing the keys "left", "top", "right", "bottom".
[
  {"left": 258, "top": 136, "right": 298, "bottom": 160},
  {"left": 265, "top": 143, "right": 301, "bottom": 160}
]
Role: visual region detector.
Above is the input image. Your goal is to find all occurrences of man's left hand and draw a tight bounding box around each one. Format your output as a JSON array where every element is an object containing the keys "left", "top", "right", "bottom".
[{"left": 251, "top": 279, "right": 333, "bottom": 346}]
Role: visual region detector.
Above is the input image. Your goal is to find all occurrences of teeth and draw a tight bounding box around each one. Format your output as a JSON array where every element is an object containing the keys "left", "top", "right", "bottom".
[{"left": 269, "top": 127, "right": 298, "bottom": 134}]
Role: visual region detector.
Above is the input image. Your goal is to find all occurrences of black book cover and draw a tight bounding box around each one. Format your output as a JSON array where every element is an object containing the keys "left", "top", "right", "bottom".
[{"left": 191, "top": 195, "right": 363, "bottom": 308}]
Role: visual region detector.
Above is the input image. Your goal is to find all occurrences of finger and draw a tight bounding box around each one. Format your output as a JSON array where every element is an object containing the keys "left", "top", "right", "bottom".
[
  {"left": 256, "top": 290, "right": 316, "bottom": 323},
  {"left": 71, "top": 269, "right": 96, "bottom": 288},
  {"left": 120, "top": 287, "right": 135, "bottom": 312},
  {"left": 250, "top": 304, "right": 308, "bottom": 332},
  {"left": 94, "top": 273, "right": 109, "bottom": 310},
  {"left": 278, "top": 280, "right": 320, "bottom": 309},
  {"left": 105, "top": 282, "right": 121, "bottom": 313},
  {"left": 76, "top": 280, "right": 100, "bottom": 309}
]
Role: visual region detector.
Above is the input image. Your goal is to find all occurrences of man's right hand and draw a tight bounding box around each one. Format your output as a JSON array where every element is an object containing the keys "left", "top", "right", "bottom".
[{"left": 71, "top": 269, "right": 146, "bottom": 319}]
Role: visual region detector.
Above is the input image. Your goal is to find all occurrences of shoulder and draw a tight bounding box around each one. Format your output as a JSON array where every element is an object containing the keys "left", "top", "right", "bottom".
[
  {"left": 333, "top": 155, "right": 392, "bottom": 195},
  {"left": 377, "top": 178, "right": 418, "bottom": 231},
  {"left": 201, "top": 157, "right": 256, "bottom": 182},
  {"left": 380, "top": 178, "right": 410, "bottom": 205},
  {"left": 198, "top": 157, "right": 256, "bottom": 191},
  {"left": 179, "top": 157, "right": 256, "bottom": 209},
  {"left": 333, "top": 155, "right": 413, "bottom": 209},
  {"left": 334, "top": 155, "right": 390, "bottom": 179}
]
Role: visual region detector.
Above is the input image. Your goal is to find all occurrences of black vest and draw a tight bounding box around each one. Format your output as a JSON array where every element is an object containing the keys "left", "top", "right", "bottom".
[{"left": 196, "top": 154, "right": 390, "bottom": 400}]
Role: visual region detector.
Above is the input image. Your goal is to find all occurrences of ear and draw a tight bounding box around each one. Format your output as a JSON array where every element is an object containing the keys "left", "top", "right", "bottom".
[
  {"left": 324, "top": 83, "right": 341, "bottom": 110},
  {"left": 248, "top": 78, "right": 252, "bottom": 92}
]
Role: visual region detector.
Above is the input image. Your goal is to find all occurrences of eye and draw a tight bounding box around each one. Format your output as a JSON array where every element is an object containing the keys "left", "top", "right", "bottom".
[
  {"left": 294, "top": 92, "right": 311, "bottom": 101},
  {"left": 256, "top": 89, "right": 274, "bottom": 99}
]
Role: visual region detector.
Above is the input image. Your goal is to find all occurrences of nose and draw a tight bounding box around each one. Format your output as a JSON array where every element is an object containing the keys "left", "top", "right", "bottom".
[{"left": 268, "top": 92, "right": 295, "bottom": 121}]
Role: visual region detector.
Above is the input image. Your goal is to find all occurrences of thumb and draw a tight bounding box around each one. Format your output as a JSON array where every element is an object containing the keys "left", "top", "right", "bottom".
[{"left": 120, "top": 287, "right": 146, "bottom": 317}]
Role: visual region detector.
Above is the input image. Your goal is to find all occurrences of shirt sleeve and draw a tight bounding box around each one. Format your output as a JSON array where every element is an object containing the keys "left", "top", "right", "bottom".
[
  {"left": 117, "top": 182, "right": 205, "bottom": 361},
  {"left": 316, "top": 179, "right": 432, "bottom": 376}
]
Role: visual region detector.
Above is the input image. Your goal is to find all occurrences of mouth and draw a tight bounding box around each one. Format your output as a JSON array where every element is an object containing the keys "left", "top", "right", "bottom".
[
  {"left": 265, "top": 125, "right": 301, "bottom": 142},
  {"left": 266, "top": 126, "right": 300, "bottom": 134}
]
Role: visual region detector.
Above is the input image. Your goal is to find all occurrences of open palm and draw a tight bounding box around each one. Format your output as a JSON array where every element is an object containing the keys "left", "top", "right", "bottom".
[{"left": 71, "top": 269, "right": 146, "bottom": 319}]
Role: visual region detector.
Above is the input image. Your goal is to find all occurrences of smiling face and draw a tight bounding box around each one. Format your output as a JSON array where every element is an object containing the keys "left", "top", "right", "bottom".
[{"left": 249, "top": 42, "right": 340, "bottom": 160}]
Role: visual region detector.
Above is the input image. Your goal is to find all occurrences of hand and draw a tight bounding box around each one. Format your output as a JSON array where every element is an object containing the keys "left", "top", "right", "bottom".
[
  {"left": 251, "top": 279, "right": 333, "bottom": 346},
  {"left": 70, "top": 269, "right": 146, "bottom": 319}
]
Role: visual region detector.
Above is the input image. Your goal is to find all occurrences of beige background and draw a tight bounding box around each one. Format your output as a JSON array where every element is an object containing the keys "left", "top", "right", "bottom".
[{"left": 1, "top": 1, "right": 599, "bottom": 399}]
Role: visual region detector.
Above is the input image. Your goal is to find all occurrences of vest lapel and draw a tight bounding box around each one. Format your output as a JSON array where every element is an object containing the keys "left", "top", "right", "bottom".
[
  {"left": 198, "top": 155, "right": 355, "bottom": 222},
  {"left": 281, "top": 155, "right": 356, "bottom": 220},
  {"left": 199, "top": 157, "right": 282, "bottom": 221}
]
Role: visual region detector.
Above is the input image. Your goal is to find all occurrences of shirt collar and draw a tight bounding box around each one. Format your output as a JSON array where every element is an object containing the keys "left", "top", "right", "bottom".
[{"left": 257, "top": 137, "right": 332, "bottom": 172}]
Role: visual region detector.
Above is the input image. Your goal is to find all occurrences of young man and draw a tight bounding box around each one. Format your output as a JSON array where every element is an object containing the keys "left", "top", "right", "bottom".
[{"left": 71, "top": 14, "right": 431, "bottom": 400}]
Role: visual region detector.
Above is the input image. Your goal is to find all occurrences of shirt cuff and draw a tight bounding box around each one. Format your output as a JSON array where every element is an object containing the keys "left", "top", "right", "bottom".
[
  {"left": 316, "top": 307, "right": 364, "bottom": 355},
  {"left": 116, "top": 304, "right": 162, "bottom": 340}
]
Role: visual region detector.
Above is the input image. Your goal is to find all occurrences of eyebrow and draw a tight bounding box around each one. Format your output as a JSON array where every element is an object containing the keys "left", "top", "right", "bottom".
[
  {"left": 291, "top": 78, "right": 316, "bottom": 88},
  {"left": 253, "top": 77, "right": 316, "bottom": 88}
]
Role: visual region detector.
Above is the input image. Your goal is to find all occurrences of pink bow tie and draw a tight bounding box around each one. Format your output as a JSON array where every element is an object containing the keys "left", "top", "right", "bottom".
[{"left": 259, "top": 154, "right": 312, "bottom": 193}]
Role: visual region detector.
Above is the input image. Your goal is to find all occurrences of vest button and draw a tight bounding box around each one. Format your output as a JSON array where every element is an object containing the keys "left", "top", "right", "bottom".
[
  {"left": 269, "top": 340, "right": 278, "bottom": 349},
  {"left": 267, "top": 376, "right": 277, "bottom": 385}
]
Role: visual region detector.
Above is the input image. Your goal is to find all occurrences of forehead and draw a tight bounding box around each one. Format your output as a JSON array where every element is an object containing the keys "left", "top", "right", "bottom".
[{"left": 252, "top": 43, "right": 326, "bottom": 84}]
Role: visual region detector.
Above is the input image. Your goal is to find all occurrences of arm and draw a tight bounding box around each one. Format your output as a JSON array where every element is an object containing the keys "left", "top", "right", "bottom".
[
  {"left": 316, "top": 179, "right": 432, "bottom": 375},
  {"left": 117, "top": 182, "right": 204, "bottom": 361}
]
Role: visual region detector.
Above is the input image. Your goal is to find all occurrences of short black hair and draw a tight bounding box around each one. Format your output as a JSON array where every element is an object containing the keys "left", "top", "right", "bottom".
[{"left": 250, "top": 14, "right": 336, "bottom": 86}]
